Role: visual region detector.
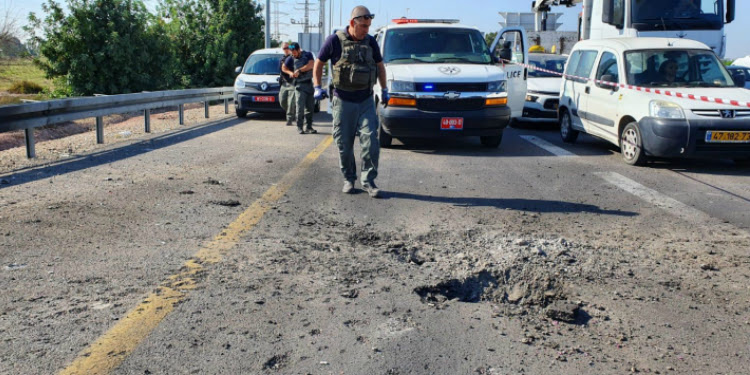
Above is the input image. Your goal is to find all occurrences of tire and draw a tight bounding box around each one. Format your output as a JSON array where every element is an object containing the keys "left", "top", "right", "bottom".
[
  {"left": 509, "top": 118, "right": 523, "bottom": 128},
  {"left": 314, "top": 100, "right": 321, "bottom": 113},
  {"left": 620, "top": 121, "right": 647, "bottom": 166},
  {"left": 377, "top": 106, "right": 393, "bottom": 148},
  {"left": 559, "top": 110, "right": 579, "bottom": 143},
  {"left": 480, "top": 134, "right": 503, "bottom": 148},
  {"left": 236, "top": 109, "right": 247, "bottom": 118}
]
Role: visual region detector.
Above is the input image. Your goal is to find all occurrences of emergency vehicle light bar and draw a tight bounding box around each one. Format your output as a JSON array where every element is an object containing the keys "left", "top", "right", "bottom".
[{"left": 391, "top": 18, "right": 460, "bottom": 24}]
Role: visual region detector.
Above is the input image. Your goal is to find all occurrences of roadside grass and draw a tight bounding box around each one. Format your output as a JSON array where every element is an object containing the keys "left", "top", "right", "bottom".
[{"left": 0, "top": 58, "right": 56, "bottom": 102}]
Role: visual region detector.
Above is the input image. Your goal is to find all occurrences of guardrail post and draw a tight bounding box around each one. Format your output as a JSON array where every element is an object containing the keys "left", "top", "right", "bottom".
[
  {"left": 24, "top": 129, "right": 36, "bottom": 158},
  {"left": 204, "top": 101, "right": 210, "bottom": 118},
  {"left": 144, "top": 109, "right": 151, "bottom": 133},
  {"left": 224, "top": 98, "right": 229, "bottom": 114},
  {"left": 96, "top": 116, "right": 104, "bottom": 144},
  {"left": 179, "top": 104, "right": 184, "bottom": 125}
]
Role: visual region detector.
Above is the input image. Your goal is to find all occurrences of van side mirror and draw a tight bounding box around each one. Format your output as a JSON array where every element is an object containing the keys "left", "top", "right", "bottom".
[
  {"left": 235, "top": 66, "right": 242, "bottom": 74},
  {"left": 601, "top": 0, "right": 623, "bottom": 29},
  {"left": 600, "top": 74, "right": 619, "bottom": 91},
  {"left": 732, "top": 72, "right": 746, "bottom": 88},
  {"left": 727, "top": 0, "right": 735, "bottom": 23}
]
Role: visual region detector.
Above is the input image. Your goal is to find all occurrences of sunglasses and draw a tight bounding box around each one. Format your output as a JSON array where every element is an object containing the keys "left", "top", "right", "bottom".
[{"left": 353, "top": 14, "right": 375, "bottom": 21}]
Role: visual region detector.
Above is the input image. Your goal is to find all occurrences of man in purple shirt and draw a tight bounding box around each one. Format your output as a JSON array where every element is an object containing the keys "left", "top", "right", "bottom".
[{"left": 312, "top": 5, "right": 388, "bottom": 198}]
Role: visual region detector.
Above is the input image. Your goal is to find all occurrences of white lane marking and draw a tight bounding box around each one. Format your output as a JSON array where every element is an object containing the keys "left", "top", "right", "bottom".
[
  {"left": 595, "top": 171, "right": 714, "bottom": 225},
  {"left": 519, "top": 135, "right": 577, "bottom": 157}
]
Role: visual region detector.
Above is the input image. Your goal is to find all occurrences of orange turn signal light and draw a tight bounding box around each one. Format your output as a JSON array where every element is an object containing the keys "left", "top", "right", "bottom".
[
  {"left": 485, "top": 97, "right": 508, "bottom": 106},
  {"left": 388, "top": 97, "right": 417, "bottom": 107}
]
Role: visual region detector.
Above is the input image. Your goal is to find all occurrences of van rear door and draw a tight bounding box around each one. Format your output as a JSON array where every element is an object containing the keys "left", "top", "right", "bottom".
[{"left": 490, "top": 27, "right": 528, "bottom": 119}]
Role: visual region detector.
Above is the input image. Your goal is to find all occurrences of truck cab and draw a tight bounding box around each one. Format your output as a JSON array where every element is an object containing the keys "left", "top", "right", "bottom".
[{"left": 373, "top": 19, "right": 528, "bottom": 148}]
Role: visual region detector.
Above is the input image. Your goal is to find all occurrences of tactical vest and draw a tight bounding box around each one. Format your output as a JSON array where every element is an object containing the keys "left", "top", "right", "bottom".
[
  {"left": 293, "top": 52, "right": 313, "bottom": 83},
  {"left": 332, "top": 31, "right": 377, "bottom": 92},
  {"left": 280, "top": 56, "right": 293, "bottom": 85}
]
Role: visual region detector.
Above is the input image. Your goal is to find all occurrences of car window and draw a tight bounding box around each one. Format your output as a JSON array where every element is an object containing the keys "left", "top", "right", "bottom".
[
  {"left": 595, "top": 51, "right": 619, "bottom": 87},
  {"left": 625, "top": 49, "right": 733, "bottom": 87},
  {"left": 383, "top": 27, "right": 492, "bottom": 64},
  {"left": 529, "top": 55, "right": 567, "bottom": 78},
  {"left": 575, "top": 51, "right": 599, "bottom": 80},
  {"left": 565, "top": 51, "right": 582, "bottom": 77},
  {"left": 243, "top": 54, "right": 284, "bottom": 75}
]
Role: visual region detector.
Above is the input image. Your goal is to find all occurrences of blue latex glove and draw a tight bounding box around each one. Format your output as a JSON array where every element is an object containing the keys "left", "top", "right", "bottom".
[
  {"left": 314, "top": 85, "right": 327, "bottom": 100},
  {"left": 381, "top": 88, "right": 389, "bottom": 106}
]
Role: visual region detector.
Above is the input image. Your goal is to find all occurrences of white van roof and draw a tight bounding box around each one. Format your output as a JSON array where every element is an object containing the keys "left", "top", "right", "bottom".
[{"left": 572, "top": 37, "right": 711, "bottom": 52}]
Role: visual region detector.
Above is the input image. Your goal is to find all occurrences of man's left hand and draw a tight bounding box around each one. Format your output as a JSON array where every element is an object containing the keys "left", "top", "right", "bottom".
[{"left": 381, "top": 88, "right": 389, "bottom": 107}]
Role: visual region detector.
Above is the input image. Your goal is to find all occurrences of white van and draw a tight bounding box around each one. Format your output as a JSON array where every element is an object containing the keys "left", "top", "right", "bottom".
[
  {"left": 233, "top": 48, "right": 319, "bottom": 118},
  {"left": 559, "top": 37, "right": 750, "bottom": 165},
  {"left": 372, "top": 19, "right": 528, "bottom": 148}
]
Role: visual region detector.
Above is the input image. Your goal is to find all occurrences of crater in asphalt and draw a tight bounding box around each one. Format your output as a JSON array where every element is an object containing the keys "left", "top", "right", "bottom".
[{"left": 414, "top": 270, "right": 498, "bottom": 304}]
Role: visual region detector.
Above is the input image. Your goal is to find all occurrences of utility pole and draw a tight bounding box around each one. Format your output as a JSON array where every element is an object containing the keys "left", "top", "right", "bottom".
[
  {"left": 265, "top": 0, "right": 271, "bottom": 48},
  {"left": 272, "top": 0, "right": 290, "bottom": 41}
]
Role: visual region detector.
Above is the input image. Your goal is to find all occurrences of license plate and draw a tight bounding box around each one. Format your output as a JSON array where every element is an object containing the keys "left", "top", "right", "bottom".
[
  {"left": 705, "top": 131, "right": 750, "bottom": 143},
  {"left": 252, "top": 96, "right": 275, "bottom": 102},
  {"left": 441, "top": 117, "right": 464, "bottom": 130}
]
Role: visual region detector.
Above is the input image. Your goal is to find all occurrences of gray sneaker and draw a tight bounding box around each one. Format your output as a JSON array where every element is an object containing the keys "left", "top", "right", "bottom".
[
  {"left": 362, "top": 182, "right": 381, "bottom": 198},
  {"left": 342, "top": 180, "right": 355, "bottom": 194}
]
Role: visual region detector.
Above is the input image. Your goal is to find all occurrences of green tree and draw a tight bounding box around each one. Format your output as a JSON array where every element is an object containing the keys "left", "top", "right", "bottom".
[
  {"left": 25, "top": 0, "right": 177, "bottom": 95},
  {"left": 485, "top": 31, "right": 498, "bottom": 48},
  {"left": 159, "top": 0, "right": 265, "bottom": 87}
]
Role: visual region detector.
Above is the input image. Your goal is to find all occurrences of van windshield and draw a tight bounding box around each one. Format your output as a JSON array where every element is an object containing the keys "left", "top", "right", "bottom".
[
  {"left": 631, "top": 0, "right": 723, "bottom": 31},
  {"left": 625, "top": 49, "right": 734, "bottom": 88},
  {"left": 243, "top": 54, "right": 284, "bottom": 75},
  {"left": 384, "top": 27, "right": 492, "bottom": 65},
  {"left": 528, "top": 54, "right": 567, "bottom": 78}
]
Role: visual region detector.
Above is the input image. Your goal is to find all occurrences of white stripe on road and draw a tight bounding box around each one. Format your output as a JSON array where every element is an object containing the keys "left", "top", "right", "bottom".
[
  {"left": 519, "top": 135, "right": 577, "bottom": 157},
  {"left": 595, "top": 171, "right": 714, "bottom": 225}
]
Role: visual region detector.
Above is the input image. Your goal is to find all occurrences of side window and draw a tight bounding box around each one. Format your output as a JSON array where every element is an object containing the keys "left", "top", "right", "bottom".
[
  {"left": 595, "top": 51, "right": 619, "bottom": 87},
  {"left": 565, "top": 51, "right": 582, "bottom": 78},
  {"left": 613, "top": 0, "right": 625, "bottom": 27},
  {"left": 573, "top": 50, "right": 598, "bottom": 82}
]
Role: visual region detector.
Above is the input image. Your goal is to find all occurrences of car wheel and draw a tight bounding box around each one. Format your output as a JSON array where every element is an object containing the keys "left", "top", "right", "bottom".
[
  {"left": 620, "top": 121, "right": 647, "bottom": 166},
  {"left": 480, "top": 134, "right": 503, "bottom": 148},
  {"left": 314, "top": 100, "right": 321, "bottom": 113},
  {"left": 236, "top": 109, "right": 247, "bottom": 118},
  {"left": 559, "top": 110, "right": 579, "bottom": 143}
]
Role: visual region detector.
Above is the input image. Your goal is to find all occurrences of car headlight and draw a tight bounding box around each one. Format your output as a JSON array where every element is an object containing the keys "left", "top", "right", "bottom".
[
  {"left": 388, "top": 80, "right": 415, "bottom": 92},
  {"left": 235, "top": 79, "right": 246, "bottom": 89},
  {"left": 487, "top": 80, "right": 506, "bottom": 93},
  {"left": 650, "top": 100, "right": 684, "bottom": 119},
  {"left": 526, "top": 94, "right": 539, "bottom": 102}
]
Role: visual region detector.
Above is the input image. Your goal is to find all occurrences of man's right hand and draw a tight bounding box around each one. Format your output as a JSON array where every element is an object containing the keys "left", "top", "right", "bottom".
[{"left": 314, "top": 86, "right": 327, "bottom": 100}]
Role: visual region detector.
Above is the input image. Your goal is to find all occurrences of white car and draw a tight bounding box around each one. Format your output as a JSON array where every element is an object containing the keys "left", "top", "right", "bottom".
[
  {"left": 233, "top": 48, "right": 319, "bottom": 118},
  {"left": 373, "top": 19, "right": 529, "bottom": 148},
  {"left": 559, "top": 37, "right": 750, "bottom": 166},
  {"left": 520, "top": 53, "right": 567, "bottom": 123}
]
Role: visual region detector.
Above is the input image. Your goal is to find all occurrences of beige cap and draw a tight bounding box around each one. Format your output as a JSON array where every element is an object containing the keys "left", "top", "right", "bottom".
[{"left": 350, "top": 5, "right": 373, "bottom": 20}]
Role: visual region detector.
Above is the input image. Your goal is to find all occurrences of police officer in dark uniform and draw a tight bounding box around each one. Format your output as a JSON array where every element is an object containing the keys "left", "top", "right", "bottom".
[
  {"left": 282, "top": 42, "right": 317, "bottom": 134},
  {"left": 278, "top": 42, "right": 296, "bottom": 126}
]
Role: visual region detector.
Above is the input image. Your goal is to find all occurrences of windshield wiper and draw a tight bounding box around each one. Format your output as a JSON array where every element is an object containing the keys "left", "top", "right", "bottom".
[{"left": 387, "top": 57, "right": 429, "bottom": 63}]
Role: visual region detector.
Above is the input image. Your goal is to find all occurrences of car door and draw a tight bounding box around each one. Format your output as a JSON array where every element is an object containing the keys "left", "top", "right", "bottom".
[
  {"left": 561, "top": 49, "right": 598, "bottom": 132},
  {"left": 584, "top": 50, "right": 621, "bottom": 142},
  {"left": 569, "top": 50, "right": 601, "bottom": 133},
  {"left": 489, "top": 27, "right": 528, "bottom": 119}
]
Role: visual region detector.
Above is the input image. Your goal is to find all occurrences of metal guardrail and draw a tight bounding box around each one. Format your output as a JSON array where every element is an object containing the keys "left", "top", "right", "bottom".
[{"left": 0, "top": 87, "right": 235, "bottom": 158}]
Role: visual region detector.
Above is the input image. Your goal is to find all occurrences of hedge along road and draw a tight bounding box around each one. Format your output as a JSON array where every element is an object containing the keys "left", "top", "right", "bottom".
[{"left": 1, "top": 110, "right": 750, "bottom": 374}]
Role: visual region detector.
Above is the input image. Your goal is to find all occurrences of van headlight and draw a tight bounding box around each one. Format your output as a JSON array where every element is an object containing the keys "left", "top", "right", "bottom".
[
  {"left": 487, "top": 80, "right": 506, "bottom": 93},
  {"left": 235, "top": 79, "right": 246, "bottom": 89},
  {"left": 388, "top": 80, "right": 415, "bottom": 92},
  {"left": 650, "top": 100, "right": 684, "bottom": 119}
]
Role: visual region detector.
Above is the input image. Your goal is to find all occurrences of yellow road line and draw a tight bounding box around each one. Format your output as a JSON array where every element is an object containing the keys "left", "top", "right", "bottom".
[{"left": 60, "top": 136, "right": 334, "bottom": 375}]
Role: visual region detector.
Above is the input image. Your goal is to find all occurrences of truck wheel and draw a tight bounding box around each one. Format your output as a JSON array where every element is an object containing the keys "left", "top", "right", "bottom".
[
  {"left": 620, "top": 121, "right": 647, "bottom": 166},
  {"left": 378, "top": 123, "right": 392, "bottom": 148},
  {"left": 560, "top": 110, "right": 579, "bottom": 143},
  {"left": 480, "top": 134, "right": 503, "bottom": 148},
  {"left": 236, "top": 109, "right": 247, "bottom": 118}
]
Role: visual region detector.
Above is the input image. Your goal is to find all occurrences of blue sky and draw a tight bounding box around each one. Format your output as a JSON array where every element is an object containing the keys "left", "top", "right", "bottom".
[{"left": 13, "top": 0, "right": 750, "bottom": 59}]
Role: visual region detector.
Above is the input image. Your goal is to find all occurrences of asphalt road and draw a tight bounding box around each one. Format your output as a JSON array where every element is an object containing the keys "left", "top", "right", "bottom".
[{"left": 1, "top": 108, "right": 749, "bottom": 374}]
